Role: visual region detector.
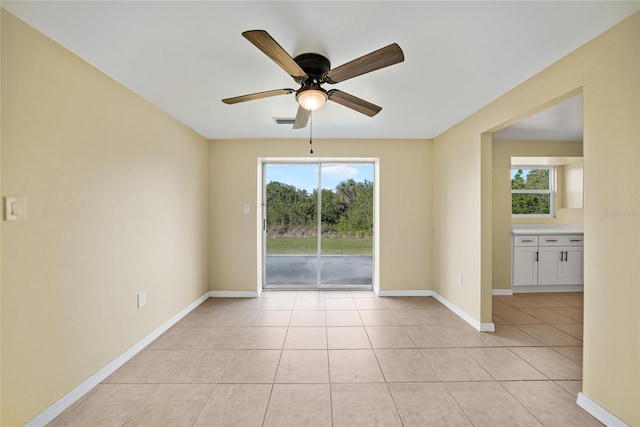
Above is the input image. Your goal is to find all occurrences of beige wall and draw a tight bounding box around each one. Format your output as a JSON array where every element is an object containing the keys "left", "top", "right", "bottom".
[
  {"left": 434, "top": 12, "right": 639, "bottom": 424},
  {"left": 209, "top": 139, "right": 432, "bottom": 293},
  {"left": 432, "top": 124, "right": 484, "bottom": 320},
  {"left": 492, "top": 140, "right": 583, "bottom": 290},
  {"left": 562, "top": 162, "right": 584, "bottom": 209},
  {"left": 580, "top": 14, "right": 639, "bottom": 424},
  {"left": 1, "top": 11, "right": 209, "bottom": 426}
]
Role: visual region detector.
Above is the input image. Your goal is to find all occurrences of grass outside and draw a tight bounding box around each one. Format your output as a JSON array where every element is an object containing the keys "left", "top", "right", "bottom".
[{"left": 266, "top": 236, "right": 372, "bottom": 255}]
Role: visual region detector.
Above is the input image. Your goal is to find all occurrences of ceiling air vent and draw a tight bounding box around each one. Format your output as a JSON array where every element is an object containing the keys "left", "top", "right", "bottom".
[{"left": 273, "top": 117, "right": 296, "bottom": 125}]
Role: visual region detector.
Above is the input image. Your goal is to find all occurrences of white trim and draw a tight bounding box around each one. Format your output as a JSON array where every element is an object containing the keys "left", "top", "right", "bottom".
[
  {"left": 432, "top": 292, "right": 496, "bottom": 332},
  {"left": 257, "top": 159, "right": 265, "bottom": 294},
  {"left": 209, "top": 291, "right": 260, "bottom": 298},
  {"left": 376, "top": 289, "right": 495, "bottom": 332},
  {"left": 577, "top": 393, "right": 628, "bottom": 427},
  {"left": 377, "top": 289, "right": 433, "bottom": 297},
  {"left": 492, "top": 289, "right": 514, "bottom": 296},
  {"left": 478, "top": 322, "right": 496, "bottom": 332},
  {"left": 373, "top": 159, "right": 380, "bottom": 295},
  {"left": 24, "top": 292, "right": 210, "bottom": 427},
  {"left": 511, "top": 165, "right": 555, "bottom": 218},
  {"left": 513, "top": 285, "right": 583, "bottom": 293},
  {"left": 257, "top": 158, "right": 380, "bottom": 293}
]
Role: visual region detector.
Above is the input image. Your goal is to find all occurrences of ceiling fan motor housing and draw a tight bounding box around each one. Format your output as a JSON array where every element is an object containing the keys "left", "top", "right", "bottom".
[
  {"left": 294, "top": 53, "right": 331, "bottom": 82},
  {"left": 294, "top": 53, "right": 331, "bottom": 104}
]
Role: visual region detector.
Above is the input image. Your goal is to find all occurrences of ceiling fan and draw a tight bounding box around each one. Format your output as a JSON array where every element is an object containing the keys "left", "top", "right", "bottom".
[{"left": 222, "top": 30, "right": 405, "bottom": 129}]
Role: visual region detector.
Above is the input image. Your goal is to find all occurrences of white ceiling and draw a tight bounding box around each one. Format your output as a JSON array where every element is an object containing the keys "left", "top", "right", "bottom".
[
  {"left": 493, "top": 94, "right": 584, "bottom": 141},
  {"left": 512, "top": 156, "right": 583, "bottom": 166},
  {"left": 3, "top": 1, "right": 638, "bottom": 140}
]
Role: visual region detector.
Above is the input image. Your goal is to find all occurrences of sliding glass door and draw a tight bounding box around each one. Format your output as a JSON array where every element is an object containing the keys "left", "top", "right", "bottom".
[
  {"left": 264, "top": 164, "right": 318, "bottom": 288},
  {"left": 319, "top": 164, "right": 374, "bottom": 286},
  {"left": 263, "top": 162, "right": 374, "bottom": 289}
]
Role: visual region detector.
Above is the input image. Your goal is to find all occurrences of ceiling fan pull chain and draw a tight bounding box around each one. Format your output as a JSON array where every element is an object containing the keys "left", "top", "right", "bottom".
[{"left": 309, "top": 111, "right": 314, "bottom": 154}]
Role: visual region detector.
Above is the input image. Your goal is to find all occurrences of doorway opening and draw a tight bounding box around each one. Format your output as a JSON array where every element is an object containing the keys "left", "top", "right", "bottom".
[{"left": 259, "top": 159, "right": 378, "bottom": 291}]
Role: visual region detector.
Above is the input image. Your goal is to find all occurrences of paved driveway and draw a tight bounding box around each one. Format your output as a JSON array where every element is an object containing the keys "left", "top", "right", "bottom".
[{"left": 265, "top": 255, "right": 373, "bottom": 285}]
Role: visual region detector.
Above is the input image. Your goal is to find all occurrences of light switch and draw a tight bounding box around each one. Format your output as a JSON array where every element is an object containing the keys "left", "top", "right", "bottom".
[
  {"left": 5, "top": 197, "right": 27, "bottom": 221},
  {"left": 138, "top": 292, "right": 146, "bottom": 308},
  {"left": 243, "top": 204, "right": 250, "bottom": 214}
]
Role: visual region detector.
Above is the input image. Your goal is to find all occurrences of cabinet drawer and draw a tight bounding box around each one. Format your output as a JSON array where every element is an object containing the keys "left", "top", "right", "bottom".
[
  {"left": 562, "top": 235, "right": 584, "bottom": 246},
  {"left": 514, "top": 235, "right": 538, "bottom": 246},
  {"left": 539, "top": 235, "right": 564, "bottom": 246}
]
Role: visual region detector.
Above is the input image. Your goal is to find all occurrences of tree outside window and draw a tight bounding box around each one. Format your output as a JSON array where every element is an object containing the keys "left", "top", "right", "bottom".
[{"left": 511, "top": 167, "right": 554, "bottom": 217}]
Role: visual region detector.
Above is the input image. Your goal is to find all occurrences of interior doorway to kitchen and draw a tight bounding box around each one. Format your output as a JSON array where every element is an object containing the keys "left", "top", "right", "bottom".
[{"left": 261, "top": 160, "right": 377, "bottom": 290}]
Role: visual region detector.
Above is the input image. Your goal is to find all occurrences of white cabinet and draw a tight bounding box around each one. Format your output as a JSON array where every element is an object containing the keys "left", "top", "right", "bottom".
[
  {"left": 538, "top": 235, "right": 583, "bottom": 286},
  {"left": 512, "top": 236, "right": 538, "bottom": 286},
  {"left": 512, "top": 233, "right": 583, "bottom": 292},
  {"left": 562, "top": 246, "right": 584, "bottom": 284},
  {"left": 513, "top": 246, "right": 539, "bottom": 286},
  {"left": 538, "top": 246, "right": 563, "bottom": 285}
]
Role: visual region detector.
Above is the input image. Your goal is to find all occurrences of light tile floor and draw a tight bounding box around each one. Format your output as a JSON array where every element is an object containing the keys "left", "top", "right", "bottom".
[{"left": 49, "top": 291, "right": 601, "bottom": 426}]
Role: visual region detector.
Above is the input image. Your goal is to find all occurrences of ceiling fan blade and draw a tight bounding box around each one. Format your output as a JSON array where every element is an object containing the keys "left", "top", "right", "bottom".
[
  {"left": 324, "top": 43, "right": 404, "bottom": 84},
  {"left": 293, "top": 105, "right": 311, "bottom": 129},
  {"left": 327, "top": 90, "right": 382, "bottom": 117},
  {"left": 242, "top": 30, "right": 308, "bottom": 79},
  {"left": 222, "top": 88, "right": 295, "bottom": 105}
]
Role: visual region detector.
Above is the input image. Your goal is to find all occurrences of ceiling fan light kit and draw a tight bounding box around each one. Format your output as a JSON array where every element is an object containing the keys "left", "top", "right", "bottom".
[
  {"left": 296, "top": 88, "right": 327, "bottom": 111},
  {"left": 222, "top": 30, "right": 404, "bottom": 129}
]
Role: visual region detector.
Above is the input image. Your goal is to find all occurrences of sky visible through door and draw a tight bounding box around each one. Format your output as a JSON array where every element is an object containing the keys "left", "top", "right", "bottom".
[{"left": 267, "top": 164, "right": 374, "bottom": 192}]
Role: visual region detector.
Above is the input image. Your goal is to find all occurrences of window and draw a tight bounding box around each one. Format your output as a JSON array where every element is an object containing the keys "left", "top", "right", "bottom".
[{"left": 511, "top": 167, "right": 554, "bottom": 217}]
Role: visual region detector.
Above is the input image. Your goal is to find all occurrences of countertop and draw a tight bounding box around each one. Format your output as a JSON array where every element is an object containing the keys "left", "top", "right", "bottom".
[{"left": 512, "top": 224, "right": 584, "bottom": 235}]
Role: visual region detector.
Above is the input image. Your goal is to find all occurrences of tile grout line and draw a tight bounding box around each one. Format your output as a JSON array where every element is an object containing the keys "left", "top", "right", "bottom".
[
  {"left": 118, "top": 383, "right": 161, "bottom": 427},
  {"left": 383, "top": 381, "right": 406, "bottom": 426},
  {"left": 440, "top": 381, "right": 478, "bottom": 427},
  {"left": 260, "top": 383, "right": 276, "bottom": 427},
  {"left": 189, "top": 384, "right": 217, "bottom": 427},
  {"left": 326, "top": 347, "right": 335, "bottom": 427},
  {"left": 261, "top": 332, "right": 286, "bottom": 427},
  {"left": 494, "top": 379, "right": 548, "bottom": 426}
]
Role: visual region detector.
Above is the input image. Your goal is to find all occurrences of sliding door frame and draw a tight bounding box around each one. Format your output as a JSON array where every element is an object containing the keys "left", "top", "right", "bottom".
[{"left": 257, "top": 157, "right": 380, "bottom": 293}]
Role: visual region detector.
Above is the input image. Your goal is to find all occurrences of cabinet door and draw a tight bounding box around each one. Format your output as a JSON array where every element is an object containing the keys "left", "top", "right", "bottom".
[
  {"left": 513, "top": 246, "right": 538, "bottom": 286},
  {"left": 562, "top": 246, "right": 583, "bottom": 285},
  {"left": 538, "top": 247, "right": 563, "bottom": 285}
]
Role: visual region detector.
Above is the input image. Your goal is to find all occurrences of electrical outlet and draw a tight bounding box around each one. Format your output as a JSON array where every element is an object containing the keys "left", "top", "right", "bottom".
[
  {"left": 5, "top": 197, "right": 27, "bottom": 221},
  {"left": 456, "top": 274, "right": 463, "bottom": 286},
  {"left": 138, "top": 291, "right": 146, "bottom": 308}
]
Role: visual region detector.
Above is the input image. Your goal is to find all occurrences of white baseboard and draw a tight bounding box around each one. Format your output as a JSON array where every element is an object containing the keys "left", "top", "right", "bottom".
[
  {"left": 377, "top": 289, "right": 434, "bottom": 297},
  {"left": 24, "top": 292, "right": 210, "bottom": 427},
  {"left": 377, "top": 289, "right": 495, "bottom": 332},
  {"left": 492, "top": 289, "right": 513, "bottom": 296},
  {"left": 513, "top": 285, "right": 583, "bottom": 293},
  {"left": 209, "top": 290, "right": 260, "bottom": 298},
  {"left": 431, "top": 292, "right": 496, "bottom": 332},
  {"left": 478, "top": 322, "right": 496, "bottom": 332},
  {"left": 577, "top": 393, "right": 628, "bottom": 427}
]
